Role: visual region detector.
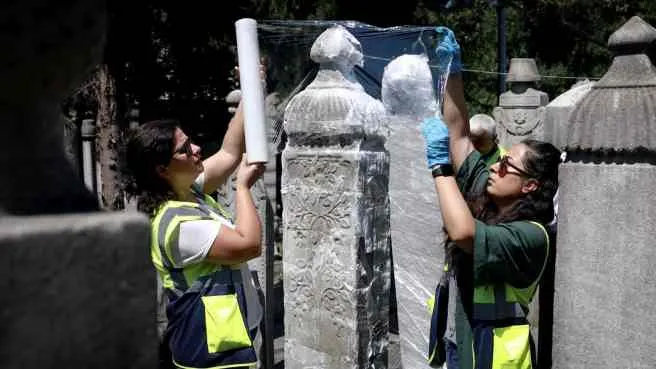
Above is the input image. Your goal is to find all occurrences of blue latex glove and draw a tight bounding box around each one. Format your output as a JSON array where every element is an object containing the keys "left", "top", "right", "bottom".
[
  {"left": 421, "top": 116, "right": 450, "bottom": 168},
  {"left": 435, "top": 26, "right": 462, "bottom": 74}
]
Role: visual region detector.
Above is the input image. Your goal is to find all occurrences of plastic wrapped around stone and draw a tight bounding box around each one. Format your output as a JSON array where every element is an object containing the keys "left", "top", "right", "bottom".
[
  {"left": 383, "top": 56, "right": 445, "bottom": 369},
  {"left": 382, "top": 54, "right": 438, "bottom": 121},
  {"left": 310, "top": 25, "right": 364, "bottom": 70},
  {"left": 282, "top": 25, "right": 391, "bottom": 369},
  {"left": 257, "top": 20, "right": 443, "bottom": 101},
  {"left": 284, "top": 25, "right": 388, "bottom": 147}
]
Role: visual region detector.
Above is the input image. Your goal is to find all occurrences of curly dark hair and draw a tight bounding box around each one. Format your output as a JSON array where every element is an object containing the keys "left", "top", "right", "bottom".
[
  {"left": 121, "top": 119, "right": 179, "bottom": 215},
  {"left": 470, "top": 139, "right": 561, "bottom": 226}
]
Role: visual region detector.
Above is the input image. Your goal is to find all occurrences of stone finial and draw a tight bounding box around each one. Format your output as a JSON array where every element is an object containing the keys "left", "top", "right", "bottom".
[
  {"left": 566, "top": 16, "right": 656, "bottom": 153},
  {"left": 381, "top": 54, "right": 437, "bottom": 120},
  {"left": 506, "top": 58, "right": 541, "bottom": 83},
  {"left": 309, "top": 25, "right": 364, "bottom": 71},
  {"left": 608, "top": 16, "right": 656, "bottom": 54}
]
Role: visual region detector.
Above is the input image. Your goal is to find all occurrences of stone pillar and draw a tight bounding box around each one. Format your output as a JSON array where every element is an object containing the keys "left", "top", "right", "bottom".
[
  {"left": 282, "top": 26, "right": 391, "bottom": 369},
  {"left": 553, "top": 16, "right": 656, "bottom": 369},
  {"left": 381, "top": 54, "right": 445, "bottom": 369},
  {"left": 493, "top": 58, "right": 549, "bottom": 148},
  {"left": 0, "top": 1, "right": 156, "bottom": 367}
]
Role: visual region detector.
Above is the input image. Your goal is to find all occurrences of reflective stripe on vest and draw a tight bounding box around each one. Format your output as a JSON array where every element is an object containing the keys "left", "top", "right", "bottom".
[
  {"left": 151, "top": 197, "right": 257, "bottom": 369},
  {"left": 473, "top": 221, "right": 550, "bottom": 321},
  {"left": 151, "top": 197, "right": 232, "bottom": 299}
]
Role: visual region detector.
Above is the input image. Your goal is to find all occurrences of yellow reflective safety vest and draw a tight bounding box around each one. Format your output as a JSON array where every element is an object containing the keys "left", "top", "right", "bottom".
[
  {"left": 151, "top": 191, "right": 257, "bottom": 369},
  {"left": 428, "top": 221, "right": 549, "bottom": 369}
]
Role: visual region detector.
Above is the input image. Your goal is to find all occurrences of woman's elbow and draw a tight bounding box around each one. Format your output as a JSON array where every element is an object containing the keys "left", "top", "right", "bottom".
[
  {"left": 447, "top": 227, "right": 475, "bottom": 253},
  {"left": 207, "top": 234, "right": 262, "bottom": 264},
  {"left": 246, "top": 239, "right": 262, "bottom": 259}
]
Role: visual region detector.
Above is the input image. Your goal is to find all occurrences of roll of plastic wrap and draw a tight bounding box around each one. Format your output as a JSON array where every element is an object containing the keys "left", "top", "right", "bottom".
[{"left": 235, "top": 18, "right": 268, "bottom": 163}]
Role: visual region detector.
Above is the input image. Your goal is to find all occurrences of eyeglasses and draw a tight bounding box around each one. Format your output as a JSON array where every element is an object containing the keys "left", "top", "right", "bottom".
[
  {"left": 173, "top": 138, "right": 194, "bottom": 157},
  {"left": 497, "top": 156, "right": 534, "bottom": 178}
]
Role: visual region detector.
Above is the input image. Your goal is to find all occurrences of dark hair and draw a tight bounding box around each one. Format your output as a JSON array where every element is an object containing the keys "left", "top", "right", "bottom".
[
  {"left": 445, "top": 139, "right": 561, "bottom": 305},
  {"left": 122, "top": 119, "right": 179, "bottom": 215},
  {"left": 471, "top": 139, "right": 561, "bottom": 226}
]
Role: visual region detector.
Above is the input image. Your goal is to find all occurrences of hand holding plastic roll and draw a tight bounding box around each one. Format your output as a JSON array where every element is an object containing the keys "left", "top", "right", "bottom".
[{"left": 235, "top": 18, "right": 268, "bottom": 164}]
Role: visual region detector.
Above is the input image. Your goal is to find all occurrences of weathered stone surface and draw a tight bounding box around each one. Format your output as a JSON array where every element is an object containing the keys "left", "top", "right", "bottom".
[
  {"left": 553, "top": 163, "right": 656, "bottom": 369},
  {"left": 493, "top": 58, "right": 549, "bottom": 147},
  {"left": 543, "top": 80, "right": 595, "bottom": 149},
  {"left": 554, "top": 16, "right": 656, "bottom": 369},
  {"left": 566, "top": 17, "right": 656, "bottom": 152},
  {"left": 387, "top": 119, "right": 444, "bottom": 369},
  {"left": 282, "top": 25, "right": 391, "bottom": 369},
  {"left": 0, "top": 212, "right": 156, "bottom": 368},
  {"left": 505, "top": 58, "right": 541, "bottom": 83}
]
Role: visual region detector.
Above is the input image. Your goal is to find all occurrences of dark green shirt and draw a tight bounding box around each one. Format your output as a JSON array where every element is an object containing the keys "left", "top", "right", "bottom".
[
  {"left": 455, "top": 150, "right": 549, "bottom": 289},
  {"left": 447, "top": 151, "right": 550, "bottom": 368}
]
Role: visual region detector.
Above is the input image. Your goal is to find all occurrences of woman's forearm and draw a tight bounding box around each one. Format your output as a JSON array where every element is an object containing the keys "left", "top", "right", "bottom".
[
  {"left": 443, "top": 74, "right": 474, "bottom": 171},
  {"left": 199, "top": 104, "right": 246, "bottom": 193},
  {"left": 434, "top": 175, "right": 475, "bottom": 253},
  {"left": 221, "top": 102, "right": 246, "bottom": 156},
  {"left": 234, "top": 184, "right": 262, "bottom": 252}
]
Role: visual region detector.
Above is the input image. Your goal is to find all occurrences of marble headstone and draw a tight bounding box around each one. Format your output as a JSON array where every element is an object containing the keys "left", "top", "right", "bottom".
[
  {"left": 281, "top": 26, "right": 392, "bottom": 369},
  {"left": 493, "top": 58, "right": 549, "bottom": 147},
  {"left": 553, "top": 16, "right": 656, "bottom": 369}
]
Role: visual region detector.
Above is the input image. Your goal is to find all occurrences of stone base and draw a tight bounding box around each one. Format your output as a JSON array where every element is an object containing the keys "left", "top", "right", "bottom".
[{"left": 0, "top": 212, "right": 157, "bottom": 368}]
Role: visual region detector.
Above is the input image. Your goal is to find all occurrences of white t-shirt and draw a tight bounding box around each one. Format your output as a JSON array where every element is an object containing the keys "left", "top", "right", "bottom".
[{"left": 169, "top": 174, "right": 262, "bottom": 330}]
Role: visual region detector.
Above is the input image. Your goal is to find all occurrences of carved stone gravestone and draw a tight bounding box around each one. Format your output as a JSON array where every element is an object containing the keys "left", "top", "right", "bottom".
[
  {"left": 282, "top": 26, "right": 391, "bottom": 369},
  {"left": 553, "top": 16, "right": 656, "bottom": 369},
  {"left": 543, "top": 79, "right": 596, "bottom": 149},
  {"left": 381, "top": 54, "right": 445, "bottom": 369},
  {"left": 493, "top": 58, "right": 549, "bottom": 147},
  {"left": 0, "top": 1, "right": 155, "bottom": 367}
]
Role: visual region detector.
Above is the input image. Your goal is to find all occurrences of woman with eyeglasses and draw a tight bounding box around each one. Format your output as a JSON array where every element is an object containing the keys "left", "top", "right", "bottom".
[
  {"left": 424, "top": 28, "right": 560, "bottom": 369},
  {"left": 123, "top": 99, "right": 265, "bottom": 369}
]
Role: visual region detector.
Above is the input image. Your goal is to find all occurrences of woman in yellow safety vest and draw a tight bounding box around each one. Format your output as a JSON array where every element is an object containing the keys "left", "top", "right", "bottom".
[
  {"left": 123, "top": 98, "right": 264, "bottom": 369},
  {"left": 425, "top": 27, "right": 560, "bottom": 369}
]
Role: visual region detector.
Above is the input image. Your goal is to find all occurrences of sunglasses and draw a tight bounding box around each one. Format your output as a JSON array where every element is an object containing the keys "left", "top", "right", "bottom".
[
  {"left": 173, "top": 138, "right": 194, "bottom": 157},
  {"left": 497, "top": 156, "right": 534, "bottom": 178}
]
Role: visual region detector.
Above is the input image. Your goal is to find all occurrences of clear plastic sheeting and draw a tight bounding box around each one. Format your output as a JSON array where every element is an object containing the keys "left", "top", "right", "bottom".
[
  {"left": 270, "top": 20, "right": 450, "bottom": 369},
  {"left": 259, "top": 20, "right": 445, "bottom": 100},
  {"left": 310, "top": 25, "right": 364, "bottom": 71},
  {"left": 281, "top": 25, "right": 392, "bottom": 369},
  {"left": 382, "top": 54, "right": 438, "bottom": 121},
  {"left": 257, "top": 20, "right": 450, "bottom": 148}
]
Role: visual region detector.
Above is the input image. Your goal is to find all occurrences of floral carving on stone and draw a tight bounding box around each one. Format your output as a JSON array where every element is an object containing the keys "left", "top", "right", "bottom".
[
  {"left": 286, "top": 155, "right": 355, "bottom": 190},
  {"left": 285, "top": 191, "right": 352, "bottom": 247}
]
